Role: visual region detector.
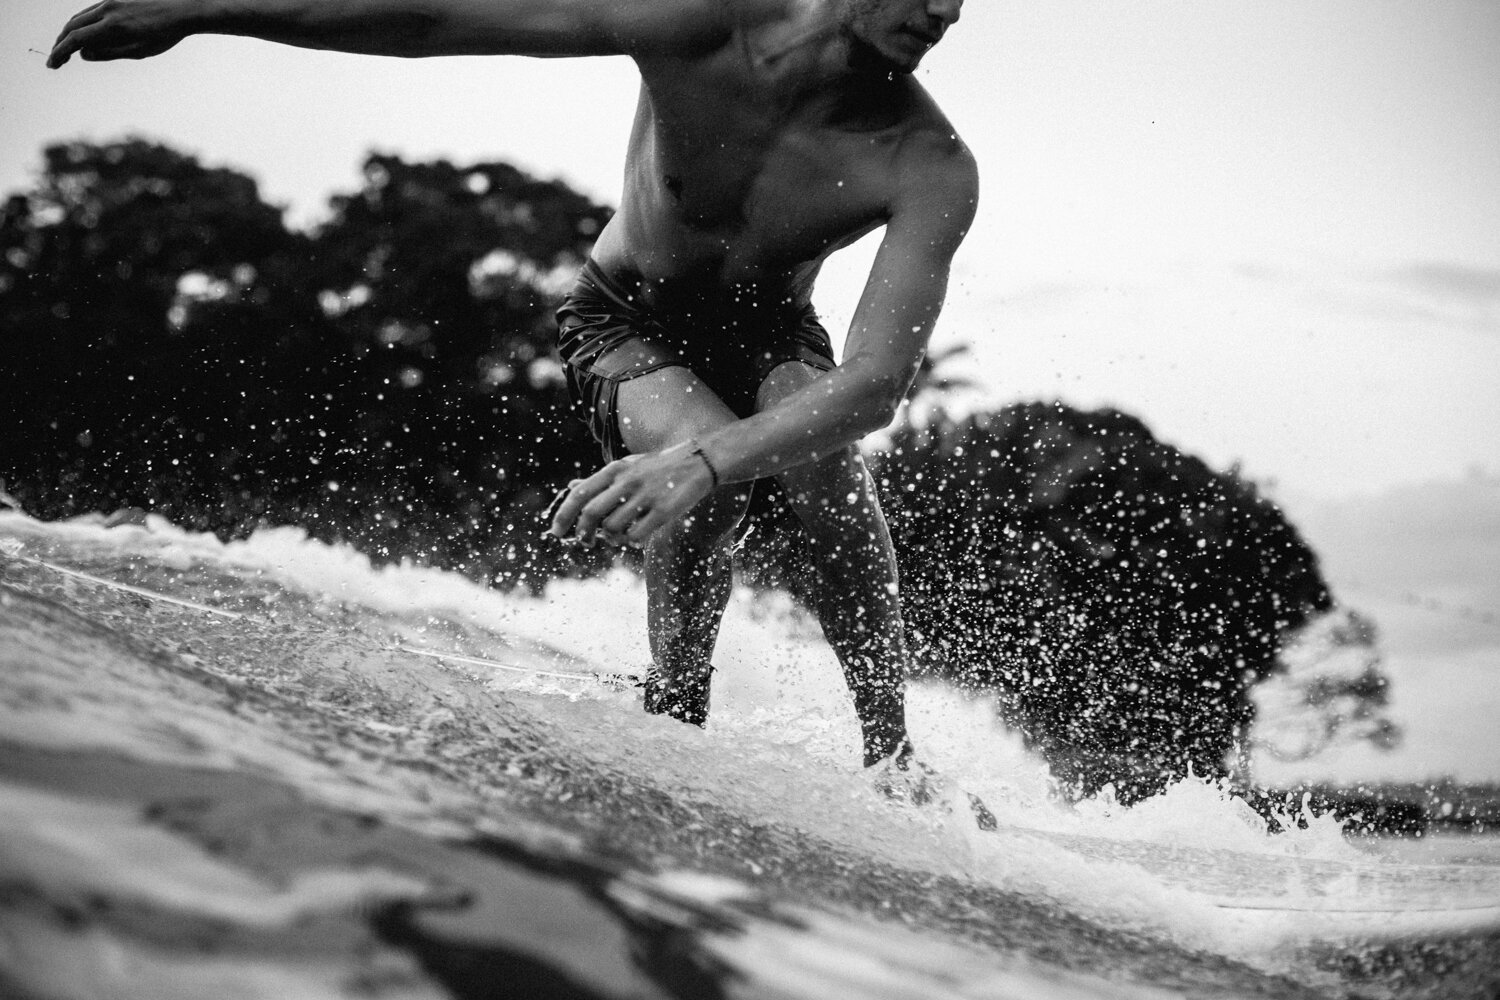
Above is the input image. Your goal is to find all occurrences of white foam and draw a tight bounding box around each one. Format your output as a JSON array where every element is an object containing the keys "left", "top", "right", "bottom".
[{"left": 5, "top": 510, "right": 1492, "bottom": 965}]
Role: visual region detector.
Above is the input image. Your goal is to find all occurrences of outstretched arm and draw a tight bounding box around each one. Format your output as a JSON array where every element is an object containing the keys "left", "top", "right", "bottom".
[
  {"left": 551, "top": 137, "right": 979, "bottom": 545},
  {"left": 49, "top": 0, "right": 734, "bottom": 68}
]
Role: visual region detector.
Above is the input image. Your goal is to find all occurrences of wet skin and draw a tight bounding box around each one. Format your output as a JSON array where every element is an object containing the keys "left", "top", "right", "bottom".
[{"left": 50, "top": 0, "right": 976, "bottom": 765}]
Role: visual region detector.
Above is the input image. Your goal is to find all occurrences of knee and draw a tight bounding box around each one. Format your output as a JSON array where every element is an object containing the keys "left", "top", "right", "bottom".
[
  {"left": 778, "top": 447, "right": 863, "bottom": 505},
  {"left": 671, "top": 484, "right": 752, "bottom": 547},
  {"left": 783, "top": 454, "right": 885, "bottom": 530}
]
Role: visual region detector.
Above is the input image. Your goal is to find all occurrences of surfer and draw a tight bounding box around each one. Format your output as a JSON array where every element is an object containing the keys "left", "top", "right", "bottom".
[{"left": 49, "top": 0, "right": 974, "bottom": 798}]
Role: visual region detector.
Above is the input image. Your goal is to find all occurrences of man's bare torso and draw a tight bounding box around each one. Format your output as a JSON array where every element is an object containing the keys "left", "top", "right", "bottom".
[{"left": 589, "top": 11, "right": 965, "bottom": 316}]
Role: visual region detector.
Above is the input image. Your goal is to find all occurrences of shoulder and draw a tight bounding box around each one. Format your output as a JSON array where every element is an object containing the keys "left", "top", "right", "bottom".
[
  {"left": 888, "top": 104, "right": 979, "bottom": 248},
  {"left": 897, "top": 125, "right": 978, "bottom": 197}
]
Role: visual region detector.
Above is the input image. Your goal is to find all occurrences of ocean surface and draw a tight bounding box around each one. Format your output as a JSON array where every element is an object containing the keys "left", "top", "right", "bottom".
[{"left": 2, "top": 510, "right": 1498, "bottom": 999}]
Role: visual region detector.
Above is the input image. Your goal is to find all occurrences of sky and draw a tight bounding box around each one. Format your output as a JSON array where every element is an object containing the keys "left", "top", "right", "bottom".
[
  {"left": 2, "top": 0, "right": 1498, "bottom": 503},
  {"left": 1259, "top": 476, "right": 1500, "bottom": 782}
]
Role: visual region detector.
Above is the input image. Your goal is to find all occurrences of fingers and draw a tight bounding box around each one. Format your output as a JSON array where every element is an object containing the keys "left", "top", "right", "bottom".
[
  {"left": 546, "top": 463, "right": 632, "bottom": 547},
  {"left": 49, "top": 0, "right": 183, "bottom": 68},
  {"left": 578, "top": 478, "right": 637, "bottom": 537},
  {"left": 547, "top": 469, "right": 605, "bottom": 539},
  {"left": 625, "top": 505, "right": 677, "bottom": 545},
  {"left": 49, "top": 2, "right": 106, "bottom": 67},
  {"left": 543, "top": 465, "right": 668, "bottom": 548},
  {"left": 598, "top": 493, "right": 649, "bottom": 541},
  {"left": 574, "top": 466, "right": 660, "bottom": 546},
  {"left": 542, "top": 481, "right": 577, "bottom": 525},
  {"left": 56, "top": 1, "right": 107, "bottom": 44},
  {"left": 49, "top": 26, "right": 94, "bottom": 68},
  {"left": 543, "top": 446, "right": 714, "bottom": 549}
]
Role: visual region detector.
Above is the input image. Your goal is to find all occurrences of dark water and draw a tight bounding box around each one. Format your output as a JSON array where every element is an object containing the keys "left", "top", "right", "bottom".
[{"left": 2, "top": 512, "right": 1497, "bottom": 999}]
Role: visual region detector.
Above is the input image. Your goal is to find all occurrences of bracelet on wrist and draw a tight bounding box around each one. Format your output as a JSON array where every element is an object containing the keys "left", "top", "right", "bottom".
[{"left": 690, "top": 441, "right": 721, "bottom": 489}]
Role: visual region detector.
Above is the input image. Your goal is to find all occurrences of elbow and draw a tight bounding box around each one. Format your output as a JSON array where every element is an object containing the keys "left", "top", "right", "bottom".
[
  {"left": 833, "top": 357, "right": 911, "bottom": 436},
  {"left": 852, "top": 382, "right": 906, "bottom": 436},
  {"left": 870, "top": 395, "right": 905, "bottom": 433}
]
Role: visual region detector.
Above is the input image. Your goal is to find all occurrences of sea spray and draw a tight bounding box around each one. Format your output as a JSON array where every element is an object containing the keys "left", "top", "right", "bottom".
[{"left": 5, "top": 510, "right": 1496, "bottom": 984}]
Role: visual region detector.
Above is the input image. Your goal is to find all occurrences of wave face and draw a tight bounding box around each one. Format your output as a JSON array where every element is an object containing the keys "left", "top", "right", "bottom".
[{"left": 2, "top": 511, "right": 1498, "bottom": 1000}]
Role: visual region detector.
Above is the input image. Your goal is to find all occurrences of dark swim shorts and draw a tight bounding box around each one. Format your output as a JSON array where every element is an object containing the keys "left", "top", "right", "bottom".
[{"left": 555, "top": 259, "right": 836, "bottom": 462}]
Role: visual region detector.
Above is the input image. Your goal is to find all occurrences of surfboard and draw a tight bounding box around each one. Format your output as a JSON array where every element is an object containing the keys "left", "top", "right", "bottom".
[{"left": 394, "top": 643, "right": 642, "bottom": 690}]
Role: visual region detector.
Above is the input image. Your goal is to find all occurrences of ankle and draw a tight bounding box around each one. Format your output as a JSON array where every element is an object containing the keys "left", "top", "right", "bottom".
[
  {"left": 642, "top": 661, "right": 714, "bottom": 727},
  {"left": 863, "top": 733, "right": 914, "bottom": 769}
]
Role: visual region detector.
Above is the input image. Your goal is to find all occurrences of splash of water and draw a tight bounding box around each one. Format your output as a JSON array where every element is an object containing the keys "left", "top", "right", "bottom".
[{"left": 5, "top": 510, "right": 1495, "bottom": 971}]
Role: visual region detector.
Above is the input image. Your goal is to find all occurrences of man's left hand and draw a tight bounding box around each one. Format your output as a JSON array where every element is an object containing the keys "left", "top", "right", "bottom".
[{"left": 545, "top": 441, "right": 715, "bottom": 548}]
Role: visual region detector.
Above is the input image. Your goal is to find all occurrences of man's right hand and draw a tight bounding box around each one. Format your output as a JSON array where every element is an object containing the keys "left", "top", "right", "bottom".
[{"left": 49, "top": 0, "right": 189, "bottom": 68}]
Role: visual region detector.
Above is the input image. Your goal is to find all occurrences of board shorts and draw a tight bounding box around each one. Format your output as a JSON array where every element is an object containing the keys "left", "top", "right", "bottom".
[{"left": 555, "top": 259, "right": 836, "bottom": 462}]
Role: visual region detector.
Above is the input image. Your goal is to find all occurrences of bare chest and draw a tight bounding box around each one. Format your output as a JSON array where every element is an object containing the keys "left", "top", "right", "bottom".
[{"left": 624, "top": 58, "right": 913, "bottom": 281}]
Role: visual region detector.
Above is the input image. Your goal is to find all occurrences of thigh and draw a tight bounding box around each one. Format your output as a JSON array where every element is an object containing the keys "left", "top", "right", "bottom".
[
  {"left": 617, "top": 366, "right": 752, "bottom": 541},
  {"left": 615, "top": 364, "right": 741, "bottom": 456}
]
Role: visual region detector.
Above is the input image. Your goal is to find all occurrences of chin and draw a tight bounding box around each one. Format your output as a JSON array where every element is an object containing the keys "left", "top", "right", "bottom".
[
  {"left": 888, "top": 55, "right": 923, "bottom": 76},
  {"left": 849, "top": 37, "right": 922, "bottom": 75}
]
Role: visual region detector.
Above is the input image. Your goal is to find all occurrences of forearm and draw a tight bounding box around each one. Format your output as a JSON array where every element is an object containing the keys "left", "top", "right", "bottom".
[
  {"left": 184, "top": 0, "right": 433, "bottom": 56},
  {"left": 698, "top": 356, "right": 909, "bottom": 483},
  {"left": 700, "top": 170, "right": 972, "bottom": 484},
  {"left": 192, "top": 0, "right": 581, "bottom": 57}
]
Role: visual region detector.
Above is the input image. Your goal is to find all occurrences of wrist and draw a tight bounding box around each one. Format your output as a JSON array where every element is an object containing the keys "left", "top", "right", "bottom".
[
  {"left": 190, "top": 0, "right": 270, "bottom": 36},
  {"left": 688, "top": 439, "right": 721, "bottom": 490},
  {"left": 181, "top": 0, "right": 230, "bottom": 34}
]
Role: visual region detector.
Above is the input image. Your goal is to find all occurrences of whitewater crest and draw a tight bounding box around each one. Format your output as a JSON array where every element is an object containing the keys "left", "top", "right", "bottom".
[{"left": 3, "top": 510, "right": 1498, "bottom": 1000}]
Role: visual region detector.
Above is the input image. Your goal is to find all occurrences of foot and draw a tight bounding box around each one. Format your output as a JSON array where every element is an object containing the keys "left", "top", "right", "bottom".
[
  {"left": 869, "top": 742, "right": 999, "bottom": 831},
  {"left": 642, "top": 662, "right": 713, "bottom": 727},
  {"left": 869, "top": 741, "right": 944, "bottom": 807}
]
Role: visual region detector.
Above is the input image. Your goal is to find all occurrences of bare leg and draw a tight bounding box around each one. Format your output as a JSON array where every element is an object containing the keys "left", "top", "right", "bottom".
[
  {"left": 757, "top": 362, "right": 911, "bottom": 766},
  {"left": 616, "top": 367, "right": 750, "bottom": 726}
]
